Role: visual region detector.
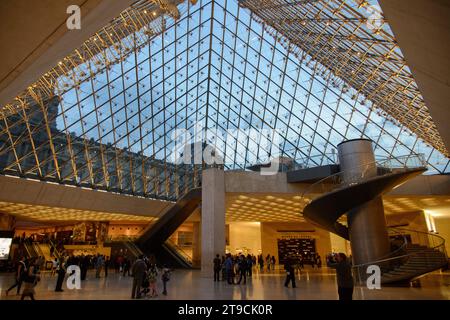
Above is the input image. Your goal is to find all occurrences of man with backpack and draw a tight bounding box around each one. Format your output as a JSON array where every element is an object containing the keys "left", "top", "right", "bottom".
[{"left": 5, "top": 256, "right": 27, "bottom": 296}]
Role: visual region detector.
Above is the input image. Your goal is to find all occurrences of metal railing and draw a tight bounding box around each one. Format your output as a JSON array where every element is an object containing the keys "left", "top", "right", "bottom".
[
  {"left": 164, "top": 238, "right": 193, "bottom": 266},
  {"left": 300, "top": 154, "right": 427, "bottom": 203},
  {"left": 352, "top": 227, "right": 447, "bottom": 284},
  {"left": 48, "top": 239, "right": 62, "bottom": 259},
  {"left": 123, "top": 240, "right": 143, "bottom": 258}
]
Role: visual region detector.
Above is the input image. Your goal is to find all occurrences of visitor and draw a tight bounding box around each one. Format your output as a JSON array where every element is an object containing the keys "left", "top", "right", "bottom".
[
  {"left": 55, "top": 256, "right": 66, "bottom": 292},
  {"left": 123, "top": 257, "right": 131, "bottom": 276},
  {"left": 147, "top": 264, "right": 159, "bottom": 298},
  {"left": 213, "top": 254, "right": 221, "bottom": 282},
  {"left": 266, "top": 254, "right": 271, "bottom": 271},
  {"left": 225, "top": 254, "right": 234, "bottom": 284},
  {"left": 51, "top": 258, "right": 58, "bottom": 276},
  {"left": 246, "top": 255, "right": 253, "bottom": 277},
  {"left": 258, "top": 254, "right": 264, "bottom": 271},
  {"left": 271, "top": 256, "right": 276, "bottom": 271},
  {"left": 161, "top": 265, "right": 171, "bottom": 295},
  {"left": 21, "top": 258, "right": 40, "bottom": 300},
  {"left": 284, "top": 258, "right": 296, "bottom": 288},
  {"left": 104, "top": 256, "right": 110, "bottom": 277},
  {"left": 131, "top": 254, "right": 147, "bottom": 299},
  {"left": 80, "top": 255, "right": 89, "bottom": 280},
  {"left": 95, "top": 254, "right": 104, "bottom": 278},
  {"left": 236, "top": 255, "right": 247, "bottom": 284},
  {"left": 316, "top": 254, "right": 322, "bottom": 268},
  {"left": 5, "top": 256, "right": 27, "bottom": 296},
  {"left": 221, "top": 255, "right": 226, "bottom": 281},
  {"left": 327, "top": 253, "right": 354, "bottom": 301}
]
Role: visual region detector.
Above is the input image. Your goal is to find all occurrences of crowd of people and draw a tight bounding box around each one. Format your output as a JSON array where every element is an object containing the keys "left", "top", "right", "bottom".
[
  {"left": 212, "top": 251, "right": 353, "bottom": 300},
  {"left": 3, "top": 249, "right": 353, "bottom": 300},
  {"left": 130, "top": 254, "right": 171, "bottom": 299}
]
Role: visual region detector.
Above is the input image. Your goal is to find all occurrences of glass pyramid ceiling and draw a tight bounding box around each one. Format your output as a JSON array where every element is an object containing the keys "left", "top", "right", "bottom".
[{"left": 0, "top": 0, "right": 448, "bottom": 201}]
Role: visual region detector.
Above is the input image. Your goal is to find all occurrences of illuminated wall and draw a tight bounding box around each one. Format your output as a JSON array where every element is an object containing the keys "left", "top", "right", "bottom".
[{"left": 227, "top": 222, "right": 262, "bottom": 255}]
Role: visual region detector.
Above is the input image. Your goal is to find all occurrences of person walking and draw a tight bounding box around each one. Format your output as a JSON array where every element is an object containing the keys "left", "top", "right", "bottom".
[
  {"left": 55, "top": 256, "right": 66, "bottom": 292},
  {"left": 213, "top": 254, "right": 221, "bottom": 282},
  {"left": 284, "top": 258, "right": 296, "bottom": 288},
  {"left": 6, "top": 256, "right": 27, "bottom": 296},
  {"left": 327, "top": 253, "right": 354, "bottom": 300},
  {"left": 21, "top": 258, "right": 40, "bottom": 300},
  {"left": 131, "top": 254, "right": 147, "bottom": 299},
  {"left": 104, "top": 256, "right": 110, "bottom": 277}
]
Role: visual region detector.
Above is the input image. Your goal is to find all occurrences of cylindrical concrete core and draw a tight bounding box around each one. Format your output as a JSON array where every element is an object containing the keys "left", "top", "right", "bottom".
[{"left": 337, "top": 139, "right": 390, "bottom": 265}]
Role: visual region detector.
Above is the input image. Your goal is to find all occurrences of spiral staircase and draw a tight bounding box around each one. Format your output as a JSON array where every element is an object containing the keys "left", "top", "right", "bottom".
[{"left": 301, "top": 155, "right": 448, "bottom": 285}]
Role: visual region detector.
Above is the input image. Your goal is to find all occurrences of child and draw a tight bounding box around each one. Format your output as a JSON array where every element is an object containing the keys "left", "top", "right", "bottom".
[
  {"left": 161, "top": 265, "right": 171, "bottom": 295},
  {"left": 147, "top": 264, "right": 158, "bottom": 297}
]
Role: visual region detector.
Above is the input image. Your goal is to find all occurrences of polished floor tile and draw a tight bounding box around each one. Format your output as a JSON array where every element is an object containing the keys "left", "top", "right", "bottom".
[{"left": 0, "top": 268, "right": 449, "bottom": 300}]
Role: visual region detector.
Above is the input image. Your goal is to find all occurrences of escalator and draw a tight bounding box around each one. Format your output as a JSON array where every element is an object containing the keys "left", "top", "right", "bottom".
[
  {"left": 135, "top": 188, "right": 201, "bottom": 268},
  {"left": 300, "top": 155, "right": 448, "bottom": 284}
]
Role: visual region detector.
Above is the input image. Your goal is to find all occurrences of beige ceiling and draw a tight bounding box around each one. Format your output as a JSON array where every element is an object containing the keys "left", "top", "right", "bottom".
[
  {"left": 225, "top": 192, "right": 450, "bottom": 222},
  {"left": 0, "top": 201, "right": 154, "bottom": 223},
  {"left": 1, "top": 192, "right": 448, "bottom": 224}
]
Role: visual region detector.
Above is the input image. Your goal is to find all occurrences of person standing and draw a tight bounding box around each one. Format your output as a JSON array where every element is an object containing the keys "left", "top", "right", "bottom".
[
  {"left": 147, "top": 264, "right": 158, "bottom": 298},
  {"left": 327, "top": 253, "right": 354, "bottom": 300},
  {"left": 236, "top": 255, "right": 247, "bottom": 285},
  {"left": 95, "top": 254, "right": 104, "bottom": 278},
  {"left": 6, "top": 256, "right": 27, "bottom": 296},
  {"left": 55, "top": 256, "right": 66, "bottom": 292},
  {"left": 258, "top": 255, "right": 264, "bottom": 272},
  {"left": 161, "top": 265, "right": 171, "bottom": 295},
  {"left": 284, "top": 259, "right": 296, "bottom": 288},
  {"left": 271, "top": 256, "right": 276, "bottom": 271},
  {"left": 213, "top": 254, "right": 221, "bottom": 282},
  {"left": 104, "top": 256, "right": 110, "bottom": 278},
  {"left": 131, "top": 254, "right": 147, "bottom": 299},
  {"left": 225, "top": 254, "right": 234, "bottom": 284}
]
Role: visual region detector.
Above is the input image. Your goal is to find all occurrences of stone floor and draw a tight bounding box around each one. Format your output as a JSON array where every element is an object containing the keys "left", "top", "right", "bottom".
[{"left": 0, "top": 268, "right": 449, "bottom": 300}]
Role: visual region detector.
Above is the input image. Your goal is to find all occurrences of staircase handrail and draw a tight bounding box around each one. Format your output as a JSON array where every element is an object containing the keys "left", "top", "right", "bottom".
[
  {"left": 300, "top": 154, "right": 426, "bottom": 203},
  {"left": 352, "top": 227, "right": 447, "bottom": 269}
]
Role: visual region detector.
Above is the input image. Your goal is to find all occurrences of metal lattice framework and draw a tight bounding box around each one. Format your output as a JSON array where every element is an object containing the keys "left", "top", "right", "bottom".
[
  {"left": 0, "top": 0, "right": 448, "bottom": 202},
  {"left": 240, "top": 0, "right": 448, "bottom": 157}
]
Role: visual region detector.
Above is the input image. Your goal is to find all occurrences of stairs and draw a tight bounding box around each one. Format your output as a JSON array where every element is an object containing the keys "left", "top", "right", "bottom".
[
  {"left": 300, "top": 155, "right": 448, "bottom": 285},
  {"left": 380, "top": 244, "right": 448, "bottom": 284}
]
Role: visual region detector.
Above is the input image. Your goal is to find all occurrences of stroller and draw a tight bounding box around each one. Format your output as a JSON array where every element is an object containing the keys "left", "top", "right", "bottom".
[{"left": 141, "top": 272, "right": 150, "bottom": 296}]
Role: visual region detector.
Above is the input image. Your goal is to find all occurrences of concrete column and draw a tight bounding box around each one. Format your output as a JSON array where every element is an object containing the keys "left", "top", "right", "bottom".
[
  {"left": 201, "top": 168, "right": 225, "bottom": 277},
  {"left": 0, "top": 213, "right": 16, "bottom": 231},
  {"left": 192, "top": 221, "right": 201, "bottom": 268},
  {"left": 337, "top": 139, "right": 390, "bottom": 265}
]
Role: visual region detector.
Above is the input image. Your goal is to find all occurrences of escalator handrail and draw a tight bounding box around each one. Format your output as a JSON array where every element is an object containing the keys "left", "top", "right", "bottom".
[{"left": 164, "top": 239, "right": 192, "bottom": 265}]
